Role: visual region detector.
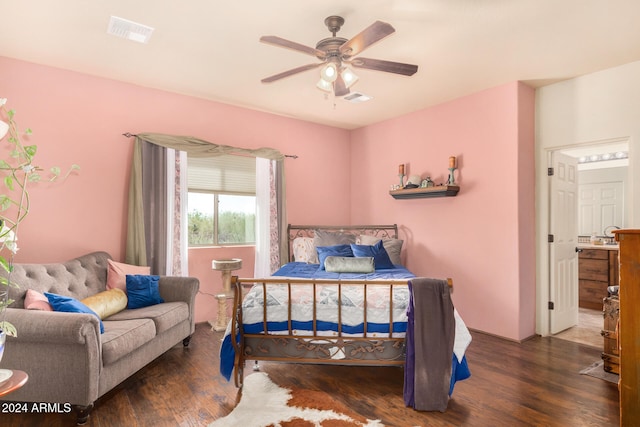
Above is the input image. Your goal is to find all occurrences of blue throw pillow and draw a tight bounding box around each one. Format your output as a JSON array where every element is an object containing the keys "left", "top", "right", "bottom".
[
  {"left": 126, "top": 275, "right": 164, "bottom": 309},
  {"left": 45, "top": 292, "right": 105, "bottom": 334},
  {"left": 316, "top": 244, "right": 354, "bottom": 270},
  {"left": 350, "top": 240, "right": 395, "bottom": 269}
]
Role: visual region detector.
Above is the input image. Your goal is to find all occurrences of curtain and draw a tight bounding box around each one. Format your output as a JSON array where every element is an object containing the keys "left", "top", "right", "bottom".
[
  {"left": 126, "top": 140, "right": 187, "bottom": 275},
  {"left": 141, "top": 141, "right": 168, "bottom": 274},
  {"left": 275, "top": 160, "right": 288, "bottom": 268},
  {"left": 126, "top": 133, "right": 285, "bottom": 277},
  {"left": 255, "top": 158, "right": 288, "bottom": 277},
  {"left": 254, "top": 158, "right": 271, "bottom": 277},
  {"left": 166, "top": 149, "right": 188, "bottom": 276}
]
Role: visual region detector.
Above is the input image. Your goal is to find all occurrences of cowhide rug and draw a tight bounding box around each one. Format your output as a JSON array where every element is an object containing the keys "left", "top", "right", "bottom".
[{"left": 209, "top": 372, "right": 384, "bottom": 427}]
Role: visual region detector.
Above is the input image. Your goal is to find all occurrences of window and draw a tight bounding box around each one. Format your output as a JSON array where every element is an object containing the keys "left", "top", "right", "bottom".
[{"left": 187, "top": 155, "right": 256, "bottom": 246}]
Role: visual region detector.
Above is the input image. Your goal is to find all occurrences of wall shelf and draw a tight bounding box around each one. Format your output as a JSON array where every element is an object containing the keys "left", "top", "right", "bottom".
[{"left": 389, "top": 185, "right": 459, "bottom": 199}]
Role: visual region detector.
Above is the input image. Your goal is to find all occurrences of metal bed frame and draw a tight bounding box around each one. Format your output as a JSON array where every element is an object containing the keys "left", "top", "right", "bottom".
[{"left": 228, "top": 224, "right": 451, "bottom": 388}]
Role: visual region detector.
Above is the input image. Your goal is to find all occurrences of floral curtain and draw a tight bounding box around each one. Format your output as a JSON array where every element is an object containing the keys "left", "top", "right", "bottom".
[{"left": 254, "top": 158, "right": 287, "bottom": 276}]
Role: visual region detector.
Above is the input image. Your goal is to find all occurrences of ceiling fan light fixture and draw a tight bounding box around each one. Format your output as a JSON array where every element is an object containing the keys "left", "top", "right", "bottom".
[
  {"left": 341, "top": 67, "right": 359, "bottom": 88},
  {"left": 320, "top": 63, "right": 338, "bottom": 82},
  {"left": 316, "top": 78, "right": 333, "bottom": 92}
]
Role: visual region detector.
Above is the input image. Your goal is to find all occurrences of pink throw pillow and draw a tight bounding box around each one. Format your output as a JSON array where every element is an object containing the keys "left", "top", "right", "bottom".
[
  {"left": 106, "top": 259, "right": 151, "bottom": 293},
  {"left": 24, "top": 289, "right": 53, "bottom": 311}
]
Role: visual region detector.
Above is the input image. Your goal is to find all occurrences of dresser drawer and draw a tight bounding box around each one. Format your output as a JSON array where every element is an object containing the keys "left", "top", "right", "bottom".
[
  {"left": 579, "top": 248, "right": 609, "bottom": 260},
  {"left": 578, "top": 258, "right": 609, "bottom": 282}
]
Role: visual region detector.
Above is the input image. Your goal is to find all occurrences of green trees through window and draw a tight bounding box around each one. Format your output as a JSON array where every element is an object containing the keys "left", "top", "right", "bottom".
[{"left": 187, "top": 192, "right": 255, "bottom": 246}]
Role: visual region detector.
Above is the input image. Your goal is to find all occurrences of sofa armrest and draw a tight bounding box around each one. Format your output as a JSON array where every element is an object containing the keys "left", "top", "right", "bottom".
[
  {"left": 158, "top": 276, "right": 199, "bottom": 334},
  {"left": 1, "top": 307, "right": 102, "bottom": 406},
  {"left": 3, "top": 307, "right": 102, "bottom": 345},
  {"left": 158, "top": 276, "right": 199, "bottom": 305}
]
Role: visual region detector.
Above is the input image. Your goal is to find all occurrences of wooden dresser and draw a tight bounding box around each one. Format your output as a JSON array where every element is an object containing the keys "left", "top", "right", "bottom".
[
  {"left": 578, "top": 247, "right": 619, "bottom": 310},
  {"left": 613, "top": 229, "right": 640, "bottom": 426}
]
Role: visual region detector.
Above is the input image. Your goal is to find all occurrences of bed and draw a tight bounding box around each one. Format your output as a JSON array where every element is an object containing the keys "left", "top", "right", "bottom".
[{"left": 219, "top": 224, "right": 472, "bottom": 408}]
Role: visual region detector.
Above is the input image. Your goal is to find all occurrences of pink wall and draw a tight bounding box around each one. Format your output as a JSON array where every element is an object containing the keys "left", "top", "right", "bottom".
[
  {"left": 1, "top": 57, "right": 351, "bottom": 324},
  {"left": 350, "top": 82, "right": 536, "bottom": 341},
  {"left": 1, "top": 57, "right": 536, "bottom": 340}
]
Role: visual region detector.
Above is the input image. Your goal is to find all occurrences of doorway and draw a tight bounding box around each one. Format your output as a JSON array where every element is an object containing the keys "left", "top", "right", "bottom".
[{"left": 547, "top": 139, "right": 628, "bottom": 345}]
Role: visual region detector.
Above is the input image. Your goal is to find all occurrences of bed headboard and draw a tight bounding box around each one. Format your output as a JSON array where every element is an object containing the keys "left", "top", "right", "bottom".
[{"left": 286, "top": 224, "right": 398, "bottom": 263}]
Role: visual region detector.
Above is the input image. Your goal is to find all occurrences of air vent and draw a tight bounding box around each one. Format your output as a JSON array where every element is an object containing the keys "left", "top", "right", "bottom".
[
  {"left": 344, "top": 92, "right": 373, "bottom": 103},
  {"left": 107, "top": 16, "right": 154, "bottom": 44}
]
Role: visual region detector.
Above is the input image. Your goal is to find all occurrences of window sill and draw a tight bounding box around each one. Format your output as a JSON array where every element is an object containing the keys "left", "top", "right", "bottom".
[{"left": 189, "top": 244, "right": 255, "bottom": 250}]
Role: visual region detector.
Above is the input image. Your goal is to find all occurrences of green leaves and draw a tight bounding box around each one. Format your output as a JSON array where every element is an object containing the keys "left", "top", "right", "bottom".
[
  {"left": 0, "top": 102, "right": 78, "bottom": 339},
  {"left": 3, "top": 176, "right": 13, "bottom": 191},
  {"left": 0, "top": 321, "right": 18, "bottom": 337},
  {"left": 0, "top": 196, "right": 10, "bottom": 212}
]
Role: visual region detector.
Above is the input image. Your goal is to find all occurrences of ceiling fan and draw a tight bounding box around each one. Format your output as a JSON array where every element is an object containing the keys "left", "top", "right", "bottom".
[{"left": 260, "top": 16, "right": 418, "bottom": 97}]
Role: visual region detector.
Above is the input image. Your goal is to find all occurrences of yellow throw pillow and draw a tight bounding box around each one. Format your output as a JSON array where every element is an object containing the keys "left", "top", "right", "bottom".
[{"left": 81, "top": 288, "right": 128, "bottom": 320}]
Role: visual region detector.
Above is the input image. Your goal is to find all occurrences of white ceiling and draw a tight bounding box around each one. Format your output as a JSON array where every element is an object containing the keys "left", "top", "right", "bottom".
[{"left": 2, "top": 1, "right": 640, "bottom": 130}]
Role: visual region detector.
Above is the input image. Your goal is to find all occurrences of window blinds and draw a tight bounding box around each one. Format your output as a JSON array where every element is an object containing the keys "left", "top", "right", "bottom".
[{"left": 187, "top": 154, "right": 256, "bottom": 194}]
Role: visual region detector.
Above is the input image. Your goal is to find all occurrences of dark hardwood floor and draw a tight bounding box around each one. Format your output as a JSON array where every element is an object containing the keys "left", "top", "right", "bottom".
[{"left": 2, "top": 323, "right": 619, "bottom": 426}]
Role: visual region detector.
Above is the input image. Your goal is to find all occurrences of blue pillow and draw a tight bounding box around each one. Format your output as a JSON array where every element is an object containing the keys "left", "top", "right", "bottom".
[
  {"left": 350, "top": 240, "right": 395, "bottom": 269},
  {"left": 126, "top": 275, "right": 164, "bottom": 309},
  {"left": 44, "top": 292, "right": 104, "bottom": 334},
  {"left": 316, "top": 244, "right": 354, "bottom": 270}
]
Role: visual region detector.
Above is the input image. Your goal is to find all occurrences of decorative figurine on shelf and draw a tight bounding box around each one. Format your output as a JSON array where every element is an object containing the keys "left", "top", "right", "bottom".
[
  {"left": 447, "top": 156, "right": 457, "bottom": 185},
  {"left": 421, "top": 176, "right": 434, "bottom": 188},
  {"left": 405, "top": 175, "right": 421, "bottom": 189},
  {"left": 398, "top": 163, "right": 405, "bottom": 188}
]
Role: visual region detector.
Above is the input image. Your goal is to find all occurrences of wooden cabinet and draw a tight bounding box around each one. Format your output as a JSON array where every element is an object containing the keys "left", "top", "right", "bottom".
[
  {"left": 578, "top": 248, "right": 619, "bottom": 310},
  {"left": 613, "top": 229, "right": 640, "bottom": 426}
]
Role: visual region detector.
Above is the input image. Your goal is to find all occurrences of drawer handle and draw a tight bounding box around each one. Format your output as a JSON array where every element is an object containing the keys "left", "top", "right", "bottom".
[{"left": 575, "top": 247, "right": 583, "bottom": 253}]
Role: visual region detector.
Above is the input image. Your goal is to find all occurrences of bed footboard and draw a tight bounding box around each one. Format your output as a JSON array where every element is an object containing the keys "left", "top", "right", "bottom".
[{"left": 229, "top": 276, "right": 452, "bottom": 387}]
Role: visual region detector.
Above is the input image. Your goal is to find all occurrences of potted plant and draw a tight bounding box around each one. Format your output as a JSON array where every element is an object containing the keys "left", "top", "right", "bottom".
[{"left": 0, "top": 98, "right": 79, "bottom": 360}]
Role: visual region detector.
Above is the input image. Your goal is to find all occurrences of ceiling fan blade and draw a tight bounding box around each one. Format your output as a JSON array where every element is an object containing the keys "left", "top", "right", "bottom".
[
  {"left": 339, "top": 21, "right": 395, "bottom": 58},
  {"left": 350, "top": 57, "right": 418, "bottom": 76},
  {"left": 261, "top": 63, "right": 323, "bottom": 83},
  {"left": 260, "top": 35, "right": 327, "bottom": 59},
  {"left": 333, "top": 75, "right": 350, "bottom": 97}
]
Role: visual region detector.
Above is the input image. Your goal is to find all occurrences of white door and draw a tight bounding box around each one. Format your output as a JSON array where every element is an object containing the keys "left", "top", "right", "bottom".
[
  {"left": 578, "top": 181, "right": 624, "bottom": 235},
  {"left": 549, "top": 152, "right": 579, "bottom": 334}
]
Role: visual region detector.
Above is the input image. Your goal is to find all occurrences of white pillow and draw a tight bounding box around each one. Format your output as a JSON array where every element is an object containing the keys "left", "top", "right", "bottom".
[{"left": 292, "top": 237, "right": 318, "bottom": 263}]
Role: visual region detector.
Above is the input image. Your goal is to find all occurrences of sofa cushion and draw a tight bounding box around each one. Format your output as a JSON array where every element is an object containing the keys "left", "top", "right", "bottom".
[
  {"left": 101, "top": 318, "right": 156, "bottom": 365},
  {"left": 81, "top": 288, "right": 128, "bottom": 320},
  {"left": 106, "top": 302, "right": 189, "bottom": 335},
  {"left": 126, "top": 275, "right": 164, "bottom": 309},
  {"left": 24, "top": 289, "right": 53, "bottom": 311},
  {"left": 106, "top": 259, "right": 151, "bottom": 293},
  {"left": 45, "top": 292, "right": 105, "bottom": 334}
]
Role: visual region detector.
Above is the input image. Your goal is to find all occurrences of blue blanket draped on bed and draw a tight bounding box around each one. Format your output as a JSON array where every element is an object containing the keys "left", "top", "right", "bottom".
[
  {"left": 272, "top": 261, "right": 417, "bottom": 280},
  {"left": 219, "top": 262, "right": 471, "bottom": 393}
]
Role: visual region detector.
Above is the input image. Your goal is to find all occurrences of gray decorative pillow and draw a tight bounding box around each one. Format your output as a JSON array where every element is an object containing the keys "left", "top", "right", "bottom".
[
  {"left": 313, "top": 229, "right": 357, "bottom": 247},
  {"left": 357, "top": 235, "right": 403, "bottom": 266},
  {"left": 324, "top": 256, "right": 375, "bottom": 273}
]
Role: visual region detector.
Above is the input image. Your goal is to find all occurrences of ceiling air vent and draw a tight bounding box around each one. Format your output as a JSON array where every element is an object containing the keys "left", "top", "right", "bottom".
[
  {"left": 107, "top": 16, "right": 154, "bottom": 44},
  {"left": 344, "top": 92, "right": 373, "bottom": 103}
]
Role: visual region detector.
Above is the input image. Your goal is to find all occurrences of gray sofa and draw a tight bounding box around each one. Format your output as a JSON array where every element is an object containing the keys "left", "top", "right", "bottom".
[{"left": 0, "top": 251, "right": 199, "bottom": 424}]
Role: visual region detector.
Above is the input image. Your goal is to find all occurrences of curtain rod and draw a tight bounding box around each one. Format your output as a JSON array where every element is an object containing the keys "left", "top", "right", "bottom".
[{"left": 122, "top": 132, "right": 297, "bottom": 159}]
